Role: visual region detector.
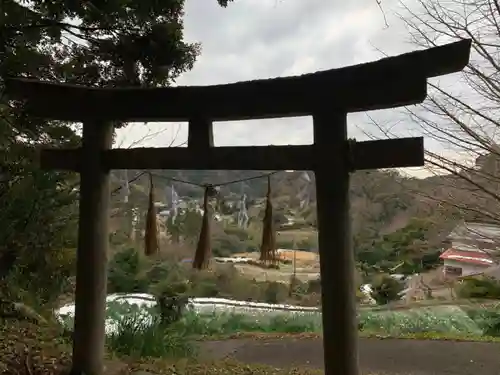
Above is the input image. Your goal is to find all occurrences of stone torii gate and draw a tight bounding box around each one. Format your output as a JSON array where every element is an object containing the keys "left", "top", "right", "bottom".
[{"left": 5, "top": 39, "right": 471, "bottom": 375}]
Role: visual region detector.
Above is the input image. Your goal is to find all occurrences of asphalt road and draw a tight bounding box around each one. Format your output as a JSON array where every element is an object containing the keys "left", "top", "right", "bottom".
[{"left": 200, "top": 337, "right": 500, "bottom": 374}]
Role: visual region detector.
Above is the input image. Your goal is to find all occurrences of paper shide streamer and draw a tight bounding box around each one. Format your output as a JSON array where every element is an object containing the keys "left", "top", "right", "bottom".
[
  {"left": 121, "top": 170, "right": 130, "bottom": 203},
  {"left": 144, "top": 173, "right": 159, "bottom": 256},
  {"left": 259, "top": 175, "right": 276, "bottom": 264},
  {"left": 117, "top": 171, "right": 279, "bottom": 268}
]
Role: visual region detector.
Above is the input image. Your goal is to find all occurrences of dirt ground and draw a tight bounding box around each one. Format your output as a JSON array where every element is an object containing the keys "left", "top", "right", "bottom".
[{"left": 199, "top": 337, "right": 500, "bottom": 375}]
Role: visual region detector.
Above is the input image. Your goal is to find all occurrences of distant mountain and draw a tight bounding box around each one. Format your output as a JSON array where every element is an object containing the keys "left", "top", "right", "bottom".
[{"left": 116, "top": 169, "right": 428, "bottom": 232}]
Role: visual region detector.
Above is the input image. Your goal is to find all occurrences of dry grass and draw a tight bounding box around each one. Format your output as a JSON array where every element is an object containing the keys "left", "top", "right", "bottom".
[
  {"left": 0, "top": 319, "right": 325, "bottom": 375},
  {"left": 129, "top": 358, "right": 324, "bottom": 375},
  {"left": 276, "top": 250, "right": 318, "bottom": 262},
  {"left": 231, "top": 250, "right": 320, "bottom": 270},
  {"left": 276, "top": 229, "right": 317, "bottom": 245},
  {"left": 0, "top": 319, "right": 71, "bottom": 375},
  {"left": 234, "top": 264, "right": 319, "bottom": 283}
]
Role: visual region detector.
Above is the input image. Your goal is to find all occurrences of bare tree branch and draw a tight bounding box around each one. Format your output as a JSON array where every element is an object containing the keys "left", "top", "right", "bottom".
[{"left": 366, "top": 0, "right": 500, "bottom": 223}]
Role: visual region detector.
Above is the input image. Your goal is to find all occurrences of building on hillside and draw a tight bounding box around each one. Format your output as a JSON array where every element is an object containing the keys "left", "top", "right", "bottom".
[
  {"left": 457, "top": 264, "right": 500, "bottom": 280},
  {"left": 440, "top": 221, "right": 500, "bottom": 277}
]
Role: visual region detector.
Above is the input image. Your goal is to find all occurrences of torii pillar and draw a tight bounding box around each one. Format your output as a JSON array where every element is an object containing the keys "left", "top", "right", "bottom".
[{"left": 5, "top": 39, "right": 471, "bottom": 375}]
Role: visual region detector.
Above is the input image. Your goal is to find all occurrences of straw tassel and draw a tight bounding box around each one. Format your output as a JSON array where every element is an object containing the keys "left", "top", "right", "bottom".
[
  {"left": 260, "top": 176, "right": 276, "bottom": 264},
  {"left": 193, "top": 186, "right": 212, "bottom": 270},
  {"left": 144, "top": 173, "right": 159, "bottom": 256}
]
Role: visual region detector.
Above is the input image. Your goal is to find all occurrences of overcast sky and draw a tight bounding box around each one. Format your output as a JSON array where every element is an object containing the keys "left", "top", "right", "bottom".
[{"left": 115, "top": 0, "right": 464, "bottom": 177}]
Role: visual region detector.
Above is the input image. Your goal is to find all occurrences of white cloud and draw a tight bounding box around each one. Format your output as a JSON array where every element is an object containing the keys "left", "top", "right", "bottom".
[{"left": 115, "top": 0, "right": 468, "bottom": 177}]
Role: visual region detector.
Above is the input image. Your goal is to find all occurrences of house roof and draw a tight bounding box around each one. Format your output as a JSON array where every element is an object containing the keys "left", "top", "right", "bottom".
[
  {"left": 439, "top": 248, "right": 496, "bottom": 266},
  {"left": 448, "top": 221, "right": 500, "bottom": 243}
]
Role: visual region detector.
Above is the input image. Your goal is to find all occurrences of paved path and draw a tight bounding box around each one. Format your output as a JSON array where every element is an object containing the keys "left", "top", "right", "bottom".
[{"left": 200, "top": 337, "right": 500, "bottom": 374}]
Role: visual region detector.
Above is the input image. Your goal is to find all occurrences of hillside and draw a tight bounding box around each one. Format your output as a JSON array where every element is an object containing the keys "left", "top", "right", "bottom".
[
  {"left": 115, "top": 162, "right": 500, "bottom": 274},
  {"left": 109, "top": 168, "right": 465, "bottom": 275},
  {"left": 113, "top": 169, "right": 462, "bottom": 228}
]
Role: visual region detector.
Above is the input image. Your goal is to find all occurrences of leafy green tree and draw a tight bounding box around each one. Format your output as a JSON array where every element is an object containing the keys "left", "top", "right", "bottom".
[
  {"left": 107, "top": 247, "right": 149, "bottom": 293},
  {"left": 1, "top": 0, "right": 232, "bottom": 304},
  {"left": 370, "top": 274, "right": 404, "bottom": 305},
  {"left": 212, "top": 232, "right": 247, "bottom": 256},
  {"left": 356, "top": 218, "right": 442, "bottom": 275},
  {"left": 165, "top": 209, "right": 203, "bottom": 245},
  {"left": 456, "top": 277, "right": 500, "bottom": 300}
]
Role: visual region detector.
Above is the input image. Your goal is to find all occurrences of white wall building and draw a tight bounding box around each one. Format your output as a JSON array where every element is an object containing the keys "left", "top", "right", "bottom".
[
  {"left": 440, "top": 222, "right": 500, "bottom": 277},
  {"left": 440, "top": 254, "right": 493, "bottom": 277}
]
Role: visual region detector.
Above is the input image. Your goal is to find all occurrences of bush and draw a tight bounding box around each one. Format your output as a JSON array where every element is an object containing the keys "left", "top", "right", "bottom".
[
  {"left": 212, "top": 233, "right": 247, "bottom": 256},
  {"left": 0, "top": 167, "right": 79, "bottom": 309},
  {"left": 2, "top": 246, "right": 77, "bottom": 308},
  {"left": 246, "top": 260, "right": 280, "bottom": 270},
  {"left": 298, "top": 292, "right": 322, "bottom": 306},
  {"left": 156, "top": 293, "right": 190, "bottom": 326},
  {"left": 104, "top": 248, "right": 319, "bottom": 306},
  {"left": 177, "top": 311, "right": 322, "bottom": 336},
  {"left": 263, "top": 282, "right": 287, "bottom": 304},
  {"left": 189, "top": 279, "right": 220, "bottom": 297},
  {"left": 107, "top": 313, "right": 195, "bottom": 358},
  {"left": 223, "top": 227, "right": 251, "bottom": 241},
  {"left": 455, "top": 276, "right": 500, "bottom": 299},
  {"left": 107, "top": 247, "right": 149, "bottom": 293},
  {"left": 184, "top": 266, "right": 295, "bottom": 304},
  {"left": 307, "top": 278, "right": 322, "bottom": 294},
  {"left": 297, "top": 237, "right": 317, "bottom": 250},
  {"left": 144, "top": 262, "right": 178, "bottom": 286},
  {"left": 245, "top": 244, "right": 258, "bottom": 252},
  {"left": 276, "top": 239, "right": 295, "bottom": 249},
  {"left": 465, "top": 308, "right": 500, "bottom": 336},
  {"left": 370, "top": 274, "right": 403, "bottom": 305}
]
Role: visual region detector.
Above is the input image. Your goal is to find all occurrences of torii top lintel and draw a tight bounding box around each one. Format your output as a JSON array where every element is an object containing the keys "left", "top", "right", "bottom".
[{"left": 5, "top": 40, "right": 471, "bottom": 123}]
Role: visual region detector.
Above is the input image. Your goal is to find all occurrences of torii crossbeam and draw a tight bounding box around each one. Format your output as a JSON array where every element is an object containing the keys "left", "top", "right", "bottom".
[{"left": 5, "top": 39, "right": 471, "bottom": 375}]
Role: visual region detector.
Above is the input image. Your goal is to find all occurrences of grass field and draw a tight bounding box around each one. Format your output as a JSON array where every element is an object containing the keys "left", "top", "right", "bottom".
[
  {"left": 58, "top": 298, "right": 500, "bottom": 342},
  {"left": 182, "top": 304, "right": 500, "bottom": 339},
  {"left": 276, "top": 229, "right": 317, "bottom": 243}
]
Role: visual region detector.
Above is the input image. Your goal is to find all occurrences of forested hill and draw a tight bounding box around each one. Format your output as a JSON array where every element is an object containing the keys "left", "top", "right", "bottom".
[
  {"left": 112, "top": 167, "right": 493, "bottom": 273},
  {"left": 120, "top": 168, "right": 460, "bottom": 240}
]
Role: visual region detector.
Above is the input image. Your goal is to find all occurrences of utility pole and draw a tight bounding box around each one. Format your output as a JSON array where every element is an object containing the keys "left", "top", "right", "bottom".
[{"left": 289, "top": 239, "right": 297, "bottom": 297}]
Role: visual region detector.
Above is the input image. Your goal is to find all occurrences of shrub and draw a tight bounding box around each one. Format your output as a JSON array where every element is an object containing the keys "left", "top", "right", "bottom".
[
  {"left": 105, "top": 248, "right": 319, "bottom": 306},
  {"left": 370, "top": 274, "right": 403, "bottom": 305},
  {"left": 245, "top": 244, "right": 258, "bottom": 252},
  {"left": 455, "top": 276, "right": 500, "bottom": 299},
  {"left": 107, "top": 247, "right": 149, "bottom": 293},
  {"left": 223, "top": 227, "right": 251, "bottom": 241},
  {"left": 465, "top": 307, "right": 500, "bottom": 336},
  {"left": 276, "top": 239, "right": 295, "bottom": 249},
  {"left": 263, "top": 282, "right": 287, "bottom": 304},
  {"left": 3, "top": 246, "right": 77, "bottom": 308},
  {"left": 307, "top": 278, "right": 322, "bottom": 294},
  {"left": 144, "top": 262, "right": 178, "bottom": 285},
  {"left": 246, "top": 260, "right": 280, "bottom": 270},
  {"left": 177, "top": 311, "right": 322, "bottom": 336},
  {"left": 107, "top": 313, "right": 195, "bottom": 358},
  {"left": 190, "top": 279, "right": 220, "bottom": 297},
  {"left": 156, "top": 293, "right": 190, "bottom": 326},
  {"left": 212, "top": 233, "right": 247, "bottom": 256},
  {"left": 297, "top": 237, "right": 318, "bottom": 250}
]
